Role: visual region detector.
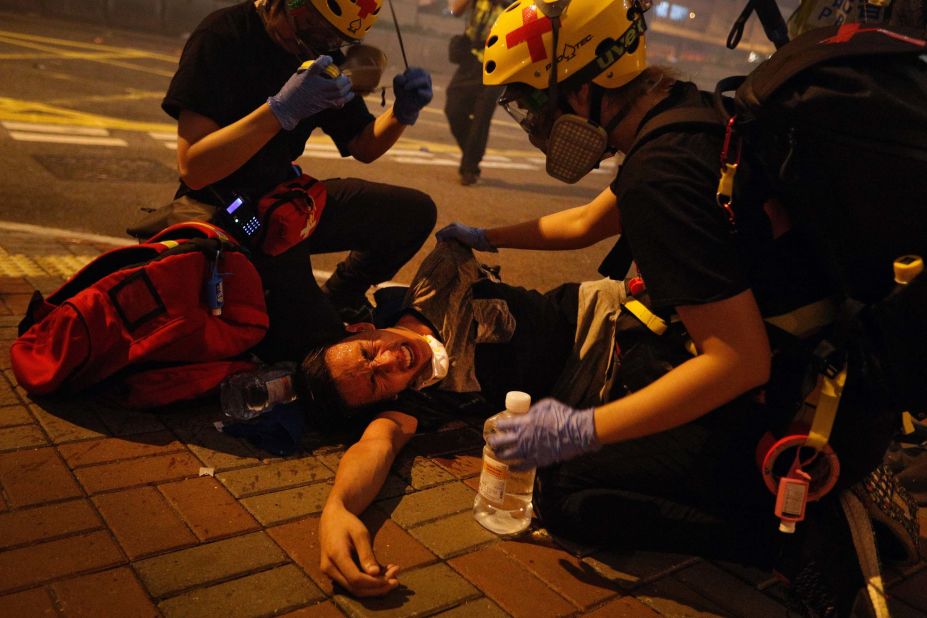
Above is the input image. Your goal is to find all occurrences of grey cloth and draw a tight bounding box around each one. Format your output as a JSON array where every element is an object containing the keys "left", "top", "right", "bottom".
[
  {"left": 404, "top": 241, "right": 626, "bottom": 406},
  {"left": 551, "top": 278, "right": 628, "bottom": 408},
  {"left": 403, "top": 241, "right": 511, "bottom": 394}
]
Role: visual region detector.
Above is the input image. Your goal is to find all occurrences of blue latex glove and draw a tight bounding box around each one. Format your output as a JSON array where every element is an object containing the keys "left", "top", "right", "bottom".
[
  {"left": 392, "top": 67, "right": 433, "bottom": 126},
  {"left": 488, "top": 398, "right": 601, "bottom": 470},
  {"left": 268, "top": 56, "right": 354, "bottom": 131},
  {"left": 435, "top": 222, "right": 497, "bottom": 252}
]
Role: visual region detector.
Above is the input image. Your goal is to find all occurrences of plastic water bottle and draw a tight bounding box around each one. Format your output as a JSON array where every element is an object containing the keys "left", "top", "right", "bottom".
[
  {"left": 220, "top": 362, "right": 297, "bottom": 421},
  {"left": 473, "top": 391, "right": 535, "bottom": 535}
]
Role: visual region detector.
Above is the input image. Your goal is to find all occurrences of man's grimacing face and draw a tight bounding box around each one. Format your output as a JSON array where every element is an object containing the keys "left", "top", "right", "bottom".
[{"left": 325, "top": 327, "right": 433, "bottom": 407}]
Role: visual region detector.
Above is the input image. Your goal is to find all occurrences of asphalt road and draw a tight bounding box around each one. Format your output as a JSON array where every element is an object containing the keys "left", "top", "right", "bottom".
[{"left": 0, "top": 10, "right": 620, "bottom": 292}]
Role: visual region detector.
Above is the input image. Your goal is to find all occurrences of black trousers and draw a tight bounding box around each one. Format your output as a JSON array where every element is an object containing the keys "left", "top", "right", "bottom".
[
  {"left": 473, "top": 280, "right": 579, "bottom": 409},
  {"left": 255, "top": 177, "right": 436, "bottom": 362},
  {"left": 535, "top": 356, "right": 897, "bottom": 568},
  {"left": 444, "top": 55, "right": 504, "bottom": 176}
]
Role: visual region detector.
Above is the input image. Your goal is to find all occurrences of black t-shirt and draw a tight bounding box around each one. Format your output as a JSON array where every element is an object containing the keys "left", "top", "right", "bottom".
[
  {"left": 607, "top": 81, "right": 830, "bottom": 317},
  {"left": 162, "top": 1, "right": 375, "bottom": 204}
]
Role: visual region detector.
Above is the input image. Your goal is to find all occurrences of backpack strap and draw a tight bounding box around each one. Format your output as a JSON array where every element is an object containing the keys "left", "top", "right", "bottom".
[
  {"left": 149, "top": 221, "right": 235, "bottom": 244},
  {"left": 626, "top": 107, "right": 725, "bottom": 160}
]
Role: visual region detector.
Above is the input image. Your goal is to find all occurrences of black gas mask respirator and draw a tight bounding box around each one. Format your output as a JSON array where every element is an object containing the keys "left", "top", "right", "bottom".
[
  {"left": 499, "top": 0, "right": 646, "bottom": 184},
  {"left": 500, "top": 84, "right": 624, "bottom": 184}
]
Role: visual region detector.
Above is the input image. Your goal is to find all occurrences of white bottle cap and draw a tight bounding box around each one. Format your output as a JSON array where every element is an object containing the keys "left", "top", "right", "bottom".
[
  {"left": 779, "top": 520, "right": 796, "bottom": 534},
  {"left": 505, "top": 391, "right": 531, "bottom": 414}
]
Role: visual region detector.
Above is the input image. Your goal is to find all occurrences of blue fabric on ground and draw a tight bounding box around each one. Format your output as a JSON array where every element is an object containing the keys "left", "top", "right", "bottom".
[{"left": 221, "top": 400, "right": 306, "bottom": 456}]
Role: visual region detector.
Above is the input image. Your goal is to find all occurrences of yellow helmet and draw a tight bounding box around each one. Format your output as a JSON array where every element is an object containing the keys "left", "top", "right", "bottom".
[
  {"left": 286, "top": 0, "right": 383, "bottom": 45},
  {"left": 483, "top": 0, "right": 647, "bottom": 90}
]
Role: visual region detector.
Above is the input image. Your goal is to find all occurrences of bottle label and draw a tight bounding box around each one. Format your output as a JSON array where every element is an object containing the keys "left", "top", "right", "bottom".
[
  {"left": 265, "top": 375, "right": 294, "bottom": 406},
  {"left": 478, "top": 454, "right": 509, "bottom": 505}
]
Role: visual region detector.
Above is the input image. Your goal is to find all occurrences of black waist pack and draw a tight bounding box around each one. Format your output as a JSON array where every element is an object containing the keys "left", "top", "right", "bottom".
[{"left": 448, "top": 34, "right": 473, "bottom": 64}]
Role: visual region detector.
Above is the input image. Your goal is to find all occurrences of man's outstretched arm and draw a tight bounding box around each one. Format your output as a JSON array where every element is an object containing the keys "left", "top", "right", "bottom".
[{"left": 319, "top": 410, "right": 418, "bottom": 597}]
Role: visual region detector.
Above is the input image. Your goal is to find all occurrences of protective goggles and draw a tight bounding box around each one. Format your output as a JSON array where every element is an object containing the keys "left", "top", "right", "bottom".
[
  {"left": 288, "top": 3, "right": 352, "bottom": 56},
  {"left": 499, "top": 83, "right": 561, "bottom": 153},
  {"left": 499, "top": 83, "right": 621, "bottom": 184}
]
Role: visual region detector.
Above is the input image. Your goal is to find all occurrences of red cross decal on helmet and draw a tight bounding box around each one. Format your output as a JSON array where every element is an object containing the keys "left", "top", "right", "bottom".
[
  {"left": 355, "top": 0, "right": 378, "bottom": 19},
  {"left": 506, "top": 5, "right": 552, "bottom": 63}
]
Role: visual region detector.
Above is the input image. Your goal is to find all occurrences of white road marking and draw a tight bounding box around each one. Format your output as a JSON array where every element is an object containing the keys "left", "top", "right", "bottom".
[
  {"left": 0, "top": 220, "right": 134, "bottom": 246},
  {"left": 480, "top": 161, "right": 538, "bottom": 170},
  {"left": 2, "top": 121, "right": 109, "bottom": 136},
  {"left": 301, "top": 151, "right": 343, "bottom": 159},
  {"left": 7, "top": 131, "right": 127, "bottom": 146},
  {"left": 148, "top": 131, "right": 177, "bottom": 149},
  {"left": 386, "top": 148, "right": 434, "bottom": 158},
  {"left": 392, "top": 157, "right": 458, "bottom": 166}
]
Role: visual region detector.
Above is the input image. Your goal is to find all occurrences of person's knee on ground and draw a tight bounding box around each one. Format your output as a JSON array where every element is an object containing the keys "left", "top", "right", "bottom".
[{"left": 322, "top": 187, "right": 436, "bottom": 319}]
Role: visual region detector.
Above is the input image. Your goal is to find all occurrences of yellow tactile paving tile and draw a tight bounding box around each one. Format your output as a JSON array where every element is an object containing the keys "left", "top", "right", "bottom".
[
  {"left": 34, "top": 255, "right": 95, "bottom": 278},
  {"left": 0, "top": 254, "right": 94, "bottom": 278}
]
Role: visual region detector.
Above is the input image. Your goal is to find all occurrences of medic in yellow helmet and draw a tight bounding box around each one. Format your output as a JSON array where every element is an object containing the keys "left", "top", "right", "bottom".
[
  {"left": 436, "top": 4, "right": 887, "bottom": 612},
  {"left": 261, "top": 0, "right": 383, "bottom": 58},
  {"left": 481, "top": 0, "right": 650, "bottom": 182}
]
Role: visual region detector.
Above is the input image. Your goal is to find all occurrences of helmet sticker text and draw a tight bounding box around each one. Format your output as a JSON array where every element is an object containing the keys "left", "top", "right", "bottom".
[
  {"left": 545, "top": 34, "right": 593, "bottom": 71},
  {"left": 506, "top": 5, "right": 553, "bottom": 63},
  {"left": 594, "top": 15, "right": 645, "bottom": 72}
]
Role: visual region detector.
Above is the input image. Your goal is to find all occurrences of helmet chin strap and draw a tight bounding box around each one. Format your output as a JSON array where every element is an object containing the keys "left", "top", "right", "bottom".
[
  {"left": 589, "top": 83, "right": 632, "bottom": 154},
  {"left": 539, "top": 0, "right": 570, "bottom": 130}
]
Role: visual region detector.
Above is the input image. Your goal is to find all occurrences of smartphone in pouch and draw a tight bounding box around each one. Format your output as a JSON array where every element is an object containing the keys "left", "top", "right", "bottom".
[{"left": 220, "top": 195, "right": 261, "bottom": 244}]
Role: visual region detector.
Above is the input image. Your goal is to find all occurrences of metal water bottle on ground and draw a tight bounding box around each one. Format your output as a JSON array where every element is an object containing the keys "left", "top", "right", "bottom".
[
  {"left": 473, "top": 391, "right": 535, "bottom": 535},
  {"left": 220, "top": 362, "right": 298, "bottom": 421}
]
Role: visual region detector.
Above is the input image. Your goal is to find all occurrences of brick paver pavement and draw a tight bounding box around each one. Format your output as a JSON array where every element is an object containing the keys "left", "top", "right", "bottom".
[{"left": 0, "top": 226, "right": 925, "bottom": 617}]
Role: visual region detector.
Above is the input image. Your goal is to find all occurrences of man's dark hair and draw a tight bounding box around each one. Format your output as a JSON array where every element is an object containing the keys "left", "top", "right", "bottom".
[{"left": 293, "top": 345, "right": 354, "bottom": 431}]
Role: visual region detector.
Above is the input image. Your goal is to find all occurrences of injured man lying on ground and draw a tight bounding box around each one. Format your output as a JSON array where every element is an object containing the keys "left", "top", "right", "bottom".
[
  {"left": 291, "top": 241, "right": 923, "bottom": 610},
  {"left": 291, "top": 240, "right": 684, "bottom": 597},
  {"left": 296, "top": 239, "right": 637, "bottom": 429}
]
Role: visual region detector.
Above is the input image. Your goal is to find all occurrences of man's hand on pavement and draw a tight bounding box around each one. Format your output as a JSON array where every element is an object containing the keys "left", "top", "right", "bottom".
[
  {"left": 488, "top": 398, "right": 601, "bottom": 469},
  {"left": 268, "top": 55, "right": 354, "bottom": 131},
  {"left": 319, "top": 503, "right": 400, "bottom": 597},
  {"left": 392, "top": 67, "right": 433, "bottom": 126},
  {"left": 435, "top": 222, "right": 497, "bottom": 252}
]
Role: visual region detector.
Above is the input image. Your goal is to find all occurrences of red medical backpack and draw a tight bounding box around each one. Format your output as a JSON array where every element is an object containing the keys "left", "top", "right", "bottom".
[{"left": 10, "top": 222, "right": 269, "bottom": 408}]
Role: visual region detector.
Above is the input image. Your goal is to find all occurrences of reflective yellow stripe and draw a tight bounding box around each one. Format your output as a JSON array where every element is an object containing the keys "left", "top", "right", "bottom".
[
  {"left": 623, "top": 299, "right": 668, "bottom": 335},
  {"left": 805, "top": 365, "right": 846, "bottom": 451},
  {"left": 902, "top": 411, "right": 916, "bottom": 435},
  {"left": 183, "top": 221, "right": 229, "bottom": 242},
  {"left": 158, "top": 240, "right": 179, "bottom": 249}
]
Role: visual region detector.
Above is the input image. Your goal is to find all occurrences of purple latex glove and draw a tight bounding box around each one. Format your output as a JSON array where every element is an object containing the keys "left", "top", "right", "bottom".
[
  {"left": 268, "top": 55, "right": 354, "bottom": 131},
  {"left": 488, "top": 398, "right": 601, "bottom": 470},
  {"left": 392, "top": 67, "right": 433, "bottom": 126},
  {"left": 435, "top": 222, "right": 497, "bottom": 252}
]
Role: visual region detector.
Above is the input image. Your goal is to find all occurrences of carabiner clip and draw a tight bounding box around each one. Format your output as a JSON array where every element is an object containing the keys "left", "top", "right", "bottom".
[{"left": 716, "top": 116, "right": 741, "bottom": 226}]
